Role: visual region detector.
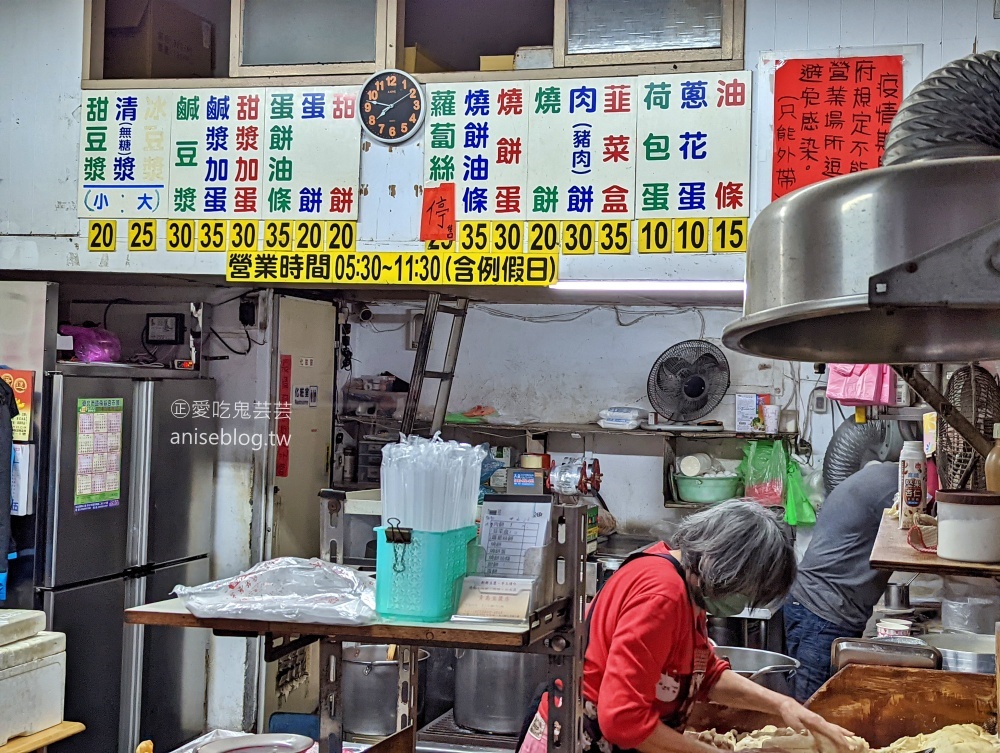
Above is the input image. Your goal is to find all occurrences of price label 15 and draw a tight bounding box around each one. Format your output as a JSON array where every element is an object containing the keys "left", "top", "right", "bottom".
[
  {"left": 527, "top": 221, "right": 559, "bottom": 254},
  {"left": 166, "top": 219, "right": 195, "bottom": 252},
  {"left": 459, "top": 221, "right": 491, "bottom": 253},
  {"left": 638, "top": 219, "right": 671, "bottom": 253},
  {"left": 128, "top": 219, "right": 157, "bottom": 252},
  {"left": 197, "top": 220, "right": 228, "bottom": 252},
  {"left": 491, "top": 221, "right": 523, "bottom": 254},
  {"left": 672, "top": 218, "right": 708, "bottom": 253},
  {"left": 326, "top": 221, "right": 356, "bottom": 253},
  {"left": 264, "top": 220, "right": 293, "bottom": 251},
  {"left": 294, "top": 221, "right": 325, "bottom": 251},
  {"left": 561, "top": 221, "right": 595, "bottom": 255},
  {"left": 230, "top": 220, "right": 259, "bottom": 252},
  {"left": 713, "top": 218, "right": 748, "bottom": 253},
  {"left": 425, "top": 239, "right": 455, "bottom": 252},
  {"left": 597, "top": 221, "right": 631, "bottom": 255},
  {"left": 88, "top": 220, "right": 117, "bottom": 252}
]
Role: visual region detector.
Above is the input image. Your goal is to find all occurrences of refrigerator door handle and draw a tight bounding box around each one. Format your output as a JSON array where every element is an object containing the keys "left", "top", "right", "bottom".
[
  {"left": 119, "top": 574, "right": 146, "bottom": 753},
  {"left": 127, "top": 381, "right": 154, "bottom": 569},
  {"left": 44, "top": 374, "right": 64, "bottom": 588}
]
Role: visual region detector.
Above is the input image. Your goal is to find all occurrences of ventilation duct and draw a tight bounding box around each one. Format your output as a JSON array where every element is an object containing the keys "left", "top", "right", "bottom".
[{"left": 723, "top": 51, "right": 1000, "bottom": 364}]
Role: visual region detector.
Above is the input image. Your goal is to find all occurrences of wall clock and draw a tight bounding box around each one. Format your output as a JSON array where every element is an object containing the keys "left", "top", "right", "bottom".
[{"left": 357, "top": 69, "right": 424, "bottom": 144}]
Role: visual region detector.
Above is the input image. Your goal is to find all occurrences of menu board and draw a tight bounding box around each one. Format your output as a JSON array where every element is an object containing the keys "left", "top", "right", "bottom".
[
  {"left": 78, "top": 86, "right": 362, "bottom": 253},
  {"left": 74, "top": 398, "right": 123, "bottom": 512},
  {"left": 772, "top": 55, "right": 903, "bottom": 200}
]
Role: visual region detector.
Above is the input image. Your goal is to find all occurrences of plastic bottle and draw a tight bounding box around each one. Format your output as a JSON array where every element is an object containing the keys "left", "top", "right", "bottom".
[
  {"left": 898, "top": 441, "right": 927, "bottom": 530},
  {"left": 985, "top": 423, "right": 1000, "bottom": 493}
]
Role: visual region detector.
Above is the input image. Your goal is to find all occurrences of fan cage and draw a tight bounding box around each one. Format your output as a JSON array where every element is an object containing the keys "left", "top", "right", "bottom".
[
  {"left": 937, "top": 365, "right": 1000, "bottom": 490},
  {"left": 647, "top": 340, "right": 731, "bottom": 423}
]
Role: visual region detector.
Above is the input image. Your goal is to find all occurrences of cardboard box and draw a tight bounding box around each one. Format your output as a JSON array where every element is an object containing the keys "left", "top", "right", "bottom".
[
  {"left": 403, "top": 45, "right": 450, "bottom": 74},
  {"left": 104, "top": 0, "right": 214, "bottom": 79},
  {"left": 736, "top": 393, "right": 771, "bottom": 433},
  {"left": 480, "top": 55, "right": 516, "bottom": 71}
]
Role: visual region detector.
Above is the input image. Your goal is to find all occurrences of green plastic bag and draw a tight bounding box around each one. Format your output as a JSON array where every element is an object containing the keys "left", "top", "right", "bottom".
[{"left": 784, "top": 459, "right": 817, "bottom": 526}]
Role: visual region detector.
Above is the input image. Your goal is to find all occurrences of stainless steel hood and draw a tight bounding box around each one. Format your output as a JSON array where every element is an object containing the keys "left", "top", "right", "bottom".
[{"left": 723, "top": 52, "right": 1000, "bottom": 364}]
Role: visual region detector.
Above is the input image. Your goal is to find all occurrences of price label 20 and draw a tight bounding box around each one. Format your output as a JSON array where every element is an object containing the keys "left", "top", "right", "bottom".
[
  {"left": 527, "top": 221, "right": 559, "bottom": 253},
  {"left": 88, "top": 220, "right": 117, "bottom": 252}
]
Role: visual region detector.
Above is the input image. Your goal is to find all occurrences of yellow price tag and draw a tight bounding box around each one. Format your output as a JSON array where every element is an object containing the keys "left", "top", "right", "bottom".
[
  {"left": 230, "top": 220, "right": 259, "bottom": 252},
  {"left": 166, "top": 219, "right": 195, "bottom": 252},
  {"left": 424, "top": 239, "right": 455, "bottom": 252},
  {"left": 672, "top": 218, "right": 709, "bottom": 253},
  {"left": 491, "top": 221, "right": 524, "bottom": 254},
  {"left": 458, "top": 221, "right": 491, "bottom": 253},
  {"left": 561, "top": 221, "right": 595, "bottom": 255},
  {"left": 127, "top": 219, "right": 157, "bottom": 252},
  {"left": 713, "top": 218, "right": 748, "bottom": 253},
  {"left": 638, "top": 219, "right": 671, "bottom": 253},
  {"left": 527, "top": 221, "right": 560, "bottom": 254},
  {"left": 263, "top": 220, "right": 292, "bottom": 251},
  {"left": 597, "top": 220, "right": 631, "bottom": 255},
  {"left": 87, "top": 220, "right": 117, "bottom": 252},
  {"left": 326, "top": 221, "right": 357, "bottom": 253},
  {"left": 197, "top": 220, "right": 228, "bottom": 252},
  {"left": 294, "top": 220, "right": 325, "bottom": 251}
]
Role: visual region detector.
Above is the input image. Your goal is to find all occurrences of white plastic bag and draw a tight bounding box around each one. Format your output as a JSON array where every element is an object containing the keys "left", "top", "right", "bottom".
[{"left": 174, "top": 557, "right": 377, "bottom": 625}]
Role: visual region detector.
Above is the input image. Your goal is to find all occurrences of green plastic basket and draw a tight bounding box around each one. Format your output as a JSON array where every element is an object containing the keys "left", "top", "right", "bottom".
[{"left": 375, "top": 525, "right": 477, "bottom": 622}]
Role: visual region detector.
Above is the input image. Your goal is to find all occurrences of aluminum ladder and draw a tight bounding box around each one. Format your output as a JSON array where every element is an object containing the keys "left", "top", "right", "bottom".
[{"left": 400, "top": 294, "right": 469, "bottom": 436}]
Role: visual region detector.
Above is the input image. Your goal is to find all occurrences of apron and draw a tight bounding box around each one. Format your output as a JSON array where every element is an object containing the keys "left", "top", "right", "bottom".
[{"left": 517, "top": 551, "right": 711, "bottom": 753}]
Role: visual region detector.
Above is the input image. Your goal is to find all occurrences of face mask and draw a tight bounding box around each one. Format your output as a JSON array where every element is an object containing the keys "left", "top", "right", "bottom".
[{"left": 701, "top": 593, "right": 750, "bottom": 618}]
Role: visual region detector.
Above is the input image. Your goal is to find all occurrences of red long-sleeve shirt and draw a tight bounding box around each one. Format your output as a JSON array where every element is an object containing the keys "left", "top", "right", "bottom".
[{"left": 583, "top": 543, "right": 730, "bottom": 749}]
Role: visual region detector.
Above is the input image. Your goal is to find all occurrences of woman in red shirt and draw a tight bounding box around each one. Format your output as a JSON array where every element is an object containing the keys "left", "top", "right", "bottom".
[{"left": 520, "top": 501, "right": 856, "bottom": 753}]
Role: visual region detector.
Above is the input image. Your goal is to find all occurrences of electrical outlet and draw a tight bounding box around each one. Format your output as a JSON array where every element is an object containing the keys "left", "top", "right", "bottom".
[{"left": 813, "top": 388, "right": 829, "bottom": 414}]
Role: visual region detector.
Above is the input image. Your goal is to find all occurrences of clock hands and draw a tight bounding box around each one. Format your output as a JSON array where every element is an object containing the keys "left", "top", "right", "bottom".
[{"left": 376, "top": 93, "right": 410, "bottom": 120}]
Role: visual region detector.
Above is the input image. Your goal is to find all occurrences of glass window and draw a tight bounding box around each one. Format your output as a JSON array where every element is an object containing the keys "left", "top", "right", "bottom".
[
  {"left": 567, "top": 0, "right": 723, "bottom": 55},
  {"left": 241, "top": 0, "right": 378, "bottom": 66}
]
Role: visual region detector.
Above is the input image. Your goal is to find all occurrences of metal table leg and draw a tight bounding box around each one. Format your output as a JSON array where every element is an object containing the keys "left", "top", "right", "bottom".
[
  {"left": 319, "top": 640, "right": 344, "bottom": 753},
  {"left": 396, "top": 645, "right": 419, "bottom": 732}
]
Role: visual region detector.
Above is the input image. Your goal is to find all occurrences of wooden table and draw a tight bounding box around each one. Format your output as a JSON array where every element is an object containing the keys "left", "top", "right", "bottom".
[
  {"left": 126, "top": 597, "right": 567, "bottom": 650},
  {"left": 0, "top": 722, "right": 85, "bottom": 753},
  {"left": 870, "top": 510, "right": 1000, "bottom": 577}
]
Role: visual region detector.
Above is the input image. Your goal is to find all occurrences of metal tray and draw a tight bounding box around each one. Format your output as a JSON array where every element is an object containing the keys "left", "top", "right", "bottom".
[{"left": 832, "top": 637, "right": 941, "bottom": 672}]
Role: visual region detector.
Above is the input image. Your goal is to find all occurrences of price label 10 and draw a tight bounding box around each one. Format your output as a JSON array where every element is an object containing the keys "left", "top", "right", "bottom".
[
  {"left": 672, "top": 219, "right": 708, "bottom": 253},
  {"left": 638, "top": 219, "right": 671, "bottom": 253}
]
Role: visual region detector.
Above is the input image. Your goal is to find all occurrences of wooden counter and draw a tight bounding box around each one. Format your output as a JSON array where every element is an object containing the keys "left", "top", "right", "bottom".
[
  {"left": 870, "top": 511, "right": 1000, "bottom": 577},
  {"left": 126, "top": 598, "right": 567, "bottom": 650},
  {"left": 0, "top": 722, "right": 85, "bottom": 753}
]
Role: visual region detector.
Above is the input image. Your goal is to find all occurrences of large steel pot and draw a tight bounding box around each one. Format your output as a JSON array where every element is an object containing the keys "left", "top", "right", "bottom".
[
  {"left": 921, "top": 633, "right": 997, "bottom": 674},
  {"left": 454, "top": 649, "right": 547, "bottom": 735},
  {"left": 342, "top": 645, "right": 429, "bottom": 736},
  {"left": 713, "top": 646, "right": 799, "bottom": 696}
]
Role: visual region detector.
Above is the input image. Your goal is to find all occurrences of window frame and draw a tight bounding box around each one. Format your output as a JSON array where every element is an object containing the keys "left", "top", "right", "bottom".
[
  {"left": 553, "top": 0, "right": 745, "bottom": 69},
  {"left": 82, "top": 0, "right": 743, "bottom": 88}
]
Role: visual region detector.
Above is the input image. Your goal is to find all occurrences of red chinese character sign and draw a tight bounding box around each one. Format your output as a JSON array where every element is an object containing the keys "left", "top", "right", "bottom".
[{"left": 771, "top": 55, "right": 902, "bottom": 200}]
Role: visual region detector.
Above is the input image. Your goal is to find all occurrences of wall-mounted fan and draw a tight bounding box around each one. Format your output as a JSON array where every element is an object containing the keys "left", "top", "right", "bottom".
[{"left": 647, "top": 340, "right": 731, "bottom": 423}]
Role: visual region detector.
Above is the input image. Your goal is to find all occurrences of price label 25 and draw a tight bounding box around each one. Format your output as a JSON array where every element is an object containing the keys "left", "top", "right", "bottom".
[
  {"left": 88, "top": 220, "right": 117, "bottom": 252},
  {"left": 128, "top": 219, "right": 157, "bottom": 252}
]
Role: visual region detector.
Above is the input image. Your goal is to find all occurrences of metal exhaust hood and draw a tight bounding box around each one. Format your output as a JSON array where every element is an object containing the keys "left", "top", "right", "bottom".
[{"left": 723, "top": 51, "right": 1000, "bottom": 364}]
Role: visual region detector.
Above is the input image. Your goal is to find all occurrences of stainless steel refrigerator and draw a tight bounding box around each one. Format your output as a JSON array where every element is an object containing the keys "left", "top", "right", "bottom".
[{"left": 39, "top": 363, "right": 215, "bottom": 753}]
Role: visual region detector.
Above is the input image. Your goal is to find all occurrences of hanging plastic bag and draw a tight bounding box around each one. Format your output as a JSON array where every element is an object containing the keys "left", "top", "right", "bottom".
[
  {"left": 827, "top": 363, "right": 896, "bottom": 407},
  {"left": 738, "top": 440, "right": 786, "bottom": 507},
  {"left": 784, "top": 459, "right": 816, "bottom": 526}
]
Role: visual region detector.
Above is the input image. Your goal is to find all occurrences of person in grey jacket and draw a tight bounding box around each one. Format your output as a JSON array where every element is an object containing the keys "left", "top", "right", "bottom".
[{"left": 782, "top": 462, "right": 898, "bottom": 702}]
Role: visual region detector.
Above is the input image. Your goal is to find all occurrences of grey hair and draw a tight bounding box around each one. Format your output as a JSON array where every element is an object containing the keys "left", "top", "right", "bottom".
[{"left": 672, "top": 499, "right": 796, "bottom": 608}]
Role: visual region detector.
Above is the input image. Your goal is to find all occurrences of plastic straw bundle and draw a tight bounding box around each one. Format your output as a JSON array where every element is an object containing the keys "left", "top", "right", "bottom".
[{"left": 381, "top": 433, "right": 487, "bottom": 531}]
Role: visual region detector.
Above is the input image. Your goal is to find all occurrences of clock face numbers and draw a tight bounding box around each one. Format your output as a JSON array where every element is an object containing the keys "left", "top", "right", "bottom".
[{"left": 359, "top": 70, "right": 424, "bottom": 144}]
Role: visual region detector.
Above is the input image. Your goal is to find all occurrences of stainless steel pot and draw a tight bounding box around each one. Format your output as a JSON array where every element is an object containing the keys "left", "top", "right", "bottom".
[
  {"left": 921, "top": 633, "right": 996, "bottom": 674},
  {"left": 713, "top": 646, "right": 799, "bottom": 696},
  {"left": 341, "top": 645, "right": 429, "bottom": 736},
  {"left": 454, "top": 649, "right": 547, "bottom": 735}
]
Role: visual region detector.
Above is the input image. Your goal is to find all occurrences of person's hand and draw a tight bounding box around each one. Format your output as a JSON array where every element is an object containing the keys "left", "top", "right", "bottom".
[{"left": 776, "top": 697, "right": 859, "bottom": 753}]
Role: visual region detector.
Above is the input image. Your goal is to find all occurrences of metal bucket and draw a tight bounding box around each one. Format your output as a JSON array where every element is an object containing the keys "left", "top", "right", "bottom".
[
  {"left": 713, "top": 646, "right": 799, "bottom": 696},
  {"left": 453, "top": 649, "right": 547, "bottom": 735},
  {"left": 341, "top": 645, "right": 429, "bottom": 736}
]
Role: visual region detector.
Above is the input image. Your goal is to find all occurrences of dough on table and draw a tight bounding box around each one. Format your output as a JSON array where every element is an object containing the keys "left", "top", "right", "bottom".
[{"left": 874, "top": 724, "right": 1000, "bottom": 753}]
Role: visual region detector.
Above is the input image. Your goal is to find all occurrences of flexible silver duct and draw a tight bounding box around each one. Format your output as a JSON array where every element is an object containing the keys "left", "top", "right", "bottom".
[
  {"left": 822, "top": 417, "right": 889, "bottom": 495},
  {"left": 884, "top": 51, "right": 1000, "bottom": 165}
]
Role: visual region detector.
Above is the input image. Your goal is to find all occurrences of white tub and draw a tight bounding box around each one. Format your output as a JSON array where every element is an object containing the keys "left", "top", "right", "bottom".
[{"left": 937, "top": 491, "right": 1000, "bottom": 563}]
